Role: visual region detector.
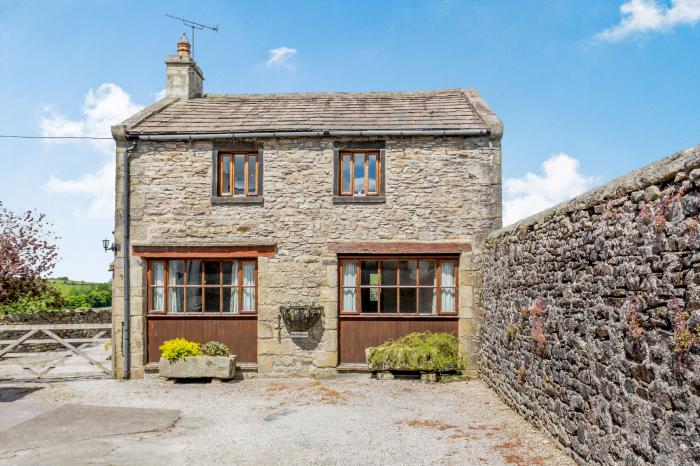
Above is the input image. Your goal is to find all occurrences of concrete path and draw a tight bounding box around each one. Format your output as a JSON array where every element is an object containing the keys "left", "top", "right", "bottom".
[{"left": 0, "top": 377, "right": 573, "bottom": 465}]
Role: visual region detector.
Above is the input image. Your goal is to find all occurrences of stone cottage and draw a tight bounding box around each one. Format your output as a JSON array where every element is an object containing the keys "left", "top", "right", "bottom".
[{"left": 110, "top": 35, "right": 502, "bottom": 378}]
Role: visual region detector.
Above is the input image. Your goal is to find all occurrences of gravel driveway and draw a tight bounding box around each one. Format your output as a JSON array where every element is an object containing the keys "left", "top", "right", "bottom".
[{"left": 0, "top": 376, "right": 573, "bottom": 465}]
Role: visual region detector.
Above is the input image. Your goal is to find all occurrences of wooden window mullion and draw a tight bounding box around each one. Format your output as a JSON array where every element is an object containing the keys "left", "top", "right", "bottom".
[
  {"left": 164, "top": 260, "right": 169, "bottom": 314},
  {"left": 244, "top": 157, "right": 249, "bottom": 196},
  {"left": 366, "top": 152, "right": 370, "bottom": 195},
  {"left": 350, "top": 155, "right": 354, "bottom": 195}
]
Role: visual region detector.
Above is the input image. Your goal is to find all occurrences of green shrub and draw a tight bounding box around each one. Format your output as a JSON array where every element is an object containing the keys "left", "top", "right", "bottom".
[
  {"left": 159, "top": 338, "right": 202, "bottom": 360},
  {"left": 201, "top": 341, "right": 230, "bottom": 357},
  {"left": 0, "top": 288, "right": 64, "bottom": 315},
  {"left": 367, "top": 332, "right": 464, "bottom": 373}
]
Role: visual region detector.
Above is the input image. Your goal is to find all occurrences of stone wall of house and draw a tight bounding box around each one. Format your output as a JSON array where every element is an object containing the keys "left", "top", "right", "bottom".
[
  {"left": 1, "top": 308, "right": 111, "bottom": 352},
  {"left": 481, "top": 145, "right": 700, "bottom": 465},
  {"left": 111, "top": 134, "right": 502, "bottom": 378}
]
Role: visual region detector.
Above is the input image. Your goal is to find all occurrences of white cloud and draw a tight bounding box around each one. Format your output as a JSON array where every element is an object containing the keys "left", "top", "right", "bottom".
[
  {"left": 503, "top": 154, "right": 596, "bottom": 226},
  {"left": 45, "top": 163, "right": 115, "bottom": 219},
  {"left": 266, "top": 46, "right": 297, "bottom": 70},
  {"left": 40, "top": 83, "right": 142, "bottom": 154},
  {"left": 152, "top": 88, "right": 166, "bottom": 101},
  {"left": 595, "top": 0, "right": 700, "bottom": 42},
  {"left": 41, "top": 83, "right": 143, "bottom": 218}
]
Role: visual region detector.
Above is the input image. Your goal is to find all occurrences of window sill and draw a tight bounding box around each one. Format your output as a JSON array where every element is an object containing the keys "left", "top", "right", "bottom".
[
  {"left": 339, "top": 314, "right": 458, "bottom": 319},
  {"left": 147, "top": 313, "right": 257, "bottom": 318},
  {"left": 212, "top": 196, "right": 264, "bottom": 206},
  {"left": 333, "top": 195, "right": 386, "bottom": 205}
]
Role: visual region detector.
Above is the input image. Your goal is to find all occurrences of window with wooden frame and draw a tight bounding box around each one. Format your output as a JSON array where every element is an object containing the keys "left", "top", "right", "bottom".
[
  {"left": 147, "top": 259, "right": 257, "bottom": 314},
  {"left": 339, "top": 151, "right": 380, "bottom": 196},
  {"left": 333, "top": 144, "right": 385, "bottom": 203},
  {"left": 339, "top": 258, "right": 458, "bottom": 315},
  {"left": 218, "top": 152, "right": 259, "bottom": 197}
]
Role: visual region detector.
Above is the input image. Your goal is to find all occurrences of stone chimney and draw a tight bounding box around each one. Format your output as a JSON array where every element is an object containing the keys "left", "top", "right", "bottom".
[{"left": 165, "top": 33, "right": 204, "bottom": 99}]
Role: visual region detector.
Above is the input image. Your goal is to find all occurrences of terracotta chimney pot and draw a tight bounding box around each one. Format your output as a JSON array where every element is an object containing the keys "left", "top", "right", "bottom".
[{"left": 177, "top": 33, "right": 191, "bottom": 58}]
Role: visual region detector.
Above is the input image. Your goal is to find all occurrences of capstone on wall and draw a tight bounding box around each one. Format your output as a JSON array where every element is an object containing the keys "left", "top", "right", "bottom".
[
  {"left": 112, "top": 136, "right": 501, "bottom": 378},
  {"left": 481, "top": 145, "right": 700, "bottom": 465}
]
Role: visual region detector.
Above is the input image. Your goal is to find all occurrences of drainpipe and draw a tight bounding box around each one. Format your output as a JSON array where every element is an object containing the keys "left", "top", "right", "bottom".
[{"left": 122, "top": 140, "right": 136, "bottom": 379}]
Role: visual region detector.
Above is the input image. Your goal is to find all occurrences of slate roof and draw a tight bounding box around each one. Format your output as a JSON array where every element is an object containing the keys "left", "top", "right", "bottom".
[{"left": 125, "top": 89, "right": 498, "bottom": 136}]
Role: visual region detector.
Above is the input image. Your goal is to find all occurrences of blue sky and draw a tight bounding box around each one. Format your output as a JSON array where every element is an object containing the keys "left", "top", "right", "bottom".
[{"left": 0, "top": 0, "right": 698, "bottom": 281}]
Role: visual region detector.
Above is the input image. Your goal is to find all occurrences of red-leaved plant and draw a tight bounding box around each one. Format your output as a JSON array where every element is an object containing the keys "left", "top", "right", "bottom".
[
  {"left": 0, "top": 202, "right": 59, "bottom": 306},
  {"left": 626, "top": 294, "right": 644, "bottom": 339},
  {"left": 530, "top": 297, "right": 546, "bottom": 355}
]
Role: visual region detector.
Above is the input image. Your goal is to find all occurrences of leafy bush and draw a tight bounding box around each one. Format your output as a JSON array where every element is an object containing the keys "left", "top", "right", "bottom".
[
  {"left": 367, "top": 332, "right": 464, "bottom": 373},
  {"left": 159, "top": 338, "right": 202, "bottom": 360},
  {"left": 0, "top": 288, "right": 64, "bottom": 315},
  {"left": 201, "top": 341, "right": 230, "bottom": 357}
]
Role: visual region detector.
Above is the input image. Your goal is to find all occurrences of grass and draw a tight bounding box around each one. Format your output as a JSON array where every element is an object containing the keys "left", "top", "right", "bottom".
[{"left": 47, "top": 278, "right": 109, "bottom": 296}]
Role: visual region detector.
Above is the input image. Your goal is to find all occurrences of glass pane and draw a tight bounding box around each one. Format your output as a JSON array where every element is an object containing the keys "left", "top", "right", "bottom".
[
  {"left": 342, "top": 262, "right": 356, "bottom": 287},
  {"left": 247, "top": 155, "right": 257, "bottom": 193},
  {"left": 419, "top": 288, "right": 437, "bottom": 314},
  {"left": 441, "top": 263, "right": 456, "bottom": 287},
  {"left": 242, "top": 262, "right": 255, "bottom": 286},
  {"left": 361, "top": 287, "right": 378, "bottom": 313},
  {"left": 381, "top": 261, "right": 397, "bottom": 286},
  {"left": 168, "top": 260, "right": 185, "bottom": 286},
  {"left": 234, "top": 154, "right": 245, "bottom": 194},
  {"left": 223, "top": 261, "right": 239, "bottom": 286},
  {"left": 242, "top": 287, "right": 255, "bottom": 311},
  {"left": 368, "top": 153, "right": 377, "bottom": 193},
  {"left": 168, "top": 287, "right": 184, "bottom": 313},
  {"left": 342, "top": 288, "right": 356, "bottom": 312},
  {"left": 399, "top": 288, "right": 417, "bottom": 313},
  {"left": 204, "top": 261, "right": 220, "bottom": 285},
  {"left": 361, "top": 261, "right": 379, "bottom": 286},
  {"left": 223, "top": 287, "right": 239, "bottom": 313},
  {"left": 380, "top": 288, "right": 397, "bottom": 313},
  {"left": 151, "top": 262, "right": 164, "bottom": 286},
  {"left": 204, "top": 287, "right": 221, "bottom": 312},
  {"left": 354, "top": 153, "right": 365, "bottom": 195},
  {"left": 186, "top": 260, "right": 202, "bottom": 285},
  {"left": 441, "top": 288, "right": 456, "bottom": 313},
  {"left": 150, "top": 287, "right": 164, "bottom": 311},
  {"left": 399, "top": 261, "right": 417, "bottom": 286},
  {"left": 419, "top": 261, "right": 436, "bottom": 286},
  {"left": 221, "top": 155, "right": 231, "bottom": 193},
  {"left": 342, "top": 154, "right": 352, "bottom": 193},
  {"left": 186, "top": 288, "right": 202, "bottom": 312}
]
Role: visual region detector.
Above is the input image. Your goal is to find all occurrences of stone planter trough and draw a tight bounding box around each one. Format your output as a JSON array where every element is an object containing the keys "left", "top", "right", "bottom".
[{"left": 159, "top": 355, "right": 237, "bottom": 380}]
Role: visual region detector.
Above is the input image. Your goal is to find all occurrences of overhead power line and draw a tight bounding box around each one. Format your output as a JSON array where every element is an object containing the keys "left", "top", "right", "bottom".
[{"left": 0, "top": 135, "right": 113, "bottom": 140}]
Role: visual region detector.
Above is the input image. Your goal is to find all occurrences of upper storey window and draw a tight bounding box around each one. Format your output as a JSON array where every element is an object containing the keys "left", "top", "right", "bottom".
[
  {"left": 333, "top": 142, "right": 386, "bottom": 204},
  {"left": 339, "top": 151, "right": 380, "bottom": 196},
  {"left": 218, "top": 152, "right": 259, "bottom": 196},
  {"left": 212, "top": 146, "right": 263, "bottom": 205}
]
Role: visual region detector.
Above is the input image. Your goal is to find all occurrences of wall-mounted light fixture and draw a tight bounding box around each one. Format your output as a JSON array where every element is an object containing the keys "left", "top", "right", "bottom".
[{"left": 102, "top": 238, "right": 118, "bottom": 253}]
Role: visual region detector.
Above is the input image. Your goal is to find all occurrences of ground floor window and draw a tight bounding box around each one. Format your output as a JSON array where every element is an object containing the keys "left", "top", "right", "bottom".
[
  {"left": 339, "top": 257, "right": 458, "bottom": 315},
  {"left": 147, "top": 259, "right": 257, "bottom": 314}
]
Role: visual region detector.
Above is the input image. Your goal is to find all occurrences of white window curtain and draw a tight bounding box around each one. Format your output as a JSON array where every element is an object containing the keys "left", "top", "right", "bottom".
[
  {"left": 242, "top": 262, "right": 255, "bottom": 310},
  {"left": 342, "top": 262, "right": 357, "bottom": 312},
  {"left": 151, "top": 263, "right": 164, "bottom": 311},
  {"left": 440, "top": 263, "right": 455, "bottom": 313},
  {"left": 229, "top": 261, "right": 239, "bottom": 313}
]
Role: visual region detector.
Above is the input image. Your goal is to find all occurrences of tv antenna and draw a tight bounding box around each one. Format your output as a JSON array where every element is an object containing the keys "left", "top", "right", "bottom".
[{"left": 165, "top": 14, "right": 219, "bottom": 58}]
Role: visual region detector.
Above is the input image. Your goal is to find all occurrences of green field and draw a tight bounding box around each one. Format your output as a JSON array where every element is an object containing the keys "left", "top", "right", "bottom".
[{"left": 48, "top": 277, "right": 110, "bottom": 296}]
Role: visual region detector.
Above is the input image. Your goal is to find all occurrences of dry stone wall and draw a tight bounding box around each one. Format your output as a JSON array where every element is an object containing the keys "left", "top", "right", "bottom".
[
  {"left": 481, "top": 145, "right": 700, "bottom": 465},
  {"left": 111, "top": 136, "right": 501, "bottom": 377}
]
